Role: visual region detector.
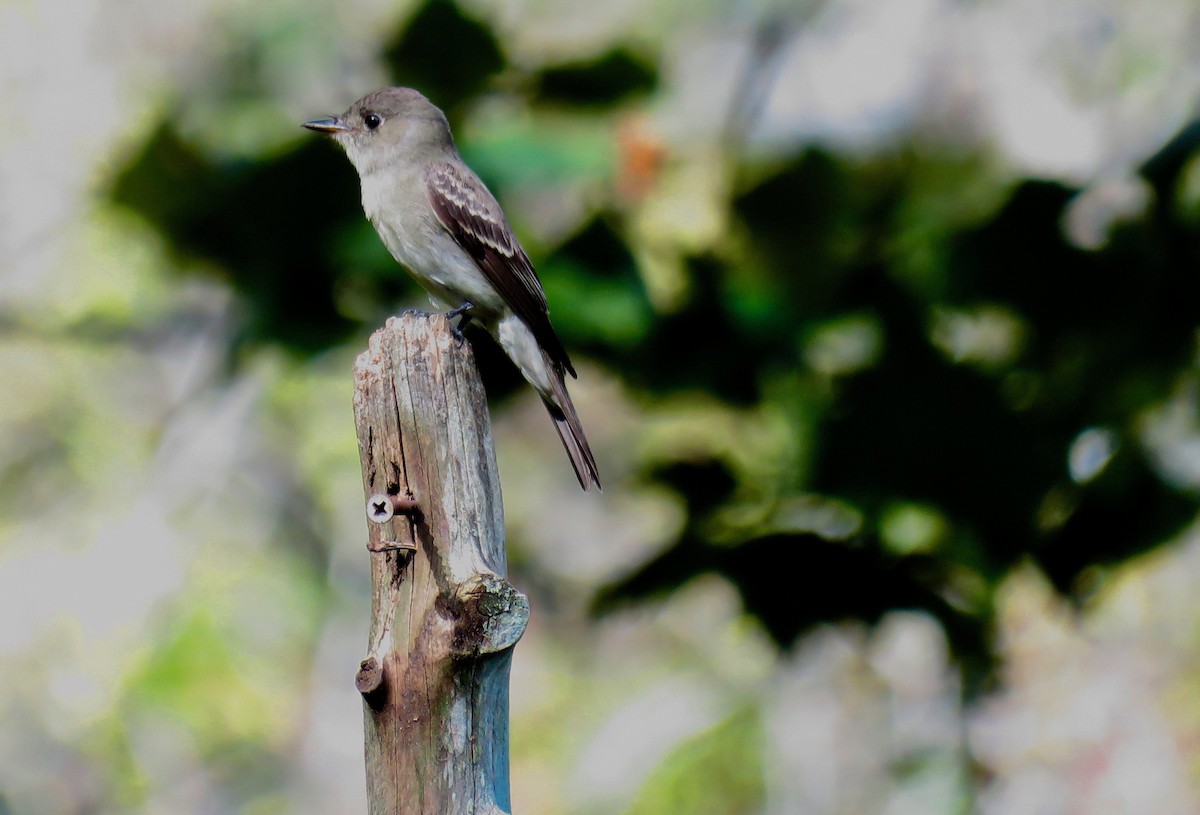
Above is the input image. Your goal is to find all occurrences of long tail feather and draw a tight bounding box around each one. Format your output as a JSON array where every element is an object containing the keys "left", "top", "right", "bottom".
[{"left": 542, "top": 353, "right": 601, "bottom": 490}]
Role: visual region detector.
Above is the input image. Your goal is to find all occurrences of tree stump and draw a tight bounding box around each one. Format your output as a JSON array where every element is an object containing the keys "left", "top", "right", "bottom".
[{"left": 352, "top": 313, "right": 529, "bottom": 815}]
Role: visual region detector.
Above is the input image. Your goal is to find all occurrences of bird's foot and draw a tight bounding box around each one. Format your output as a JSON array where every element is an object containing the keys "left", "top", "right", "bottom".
[{"left": 445, "top": 301, "right": 475, "bottom": 331}]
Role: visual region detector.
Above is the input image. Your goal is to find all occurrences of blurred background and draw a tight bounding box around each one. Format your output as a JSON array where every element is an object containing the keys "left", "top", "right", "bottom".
[{"left": 3, "top": 0, "right": 1200, "bottom": 812}]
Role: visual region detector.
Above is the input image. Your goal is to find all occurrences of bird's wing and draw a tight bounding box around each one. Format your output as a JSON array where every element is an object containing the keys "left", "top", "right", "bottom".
[{"left": 425, "top": 161, "right": 575, "bottom": 378}]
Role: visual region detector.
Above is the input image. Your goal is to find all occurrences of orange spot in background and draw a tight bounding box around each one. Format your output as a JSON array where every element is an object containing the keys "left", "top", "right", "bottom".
[{"left": 616, "top": 115, "right": 667, "bottom": 204}]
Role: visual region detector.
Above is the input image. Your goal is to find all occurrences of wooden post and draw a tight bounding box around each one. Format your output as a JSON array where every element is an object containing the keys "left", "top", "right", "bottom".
[{"left": 352, "top": 313, "right": 530, "bottom": 815}]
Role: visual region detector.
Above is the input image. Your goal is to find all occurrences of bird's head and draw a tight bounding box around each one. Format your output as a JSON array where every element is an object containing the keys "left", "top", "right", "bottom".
[{"left": 303, "top": 87, "right": 453, "bottom": 175}]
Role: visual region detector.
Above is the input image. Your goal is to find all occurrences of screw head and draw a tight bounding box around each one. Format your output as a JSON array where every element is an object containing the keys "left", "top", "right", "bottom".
[{"left": 366, "top": 493, "right": 394, "bottom": 523}]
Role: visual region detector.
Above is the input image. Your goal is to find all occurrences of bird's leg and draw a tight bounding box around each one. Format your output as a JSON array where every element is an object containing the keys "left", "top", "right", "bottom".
[{"left": 445, "top": 301, "right": 475, "bottom": 330}]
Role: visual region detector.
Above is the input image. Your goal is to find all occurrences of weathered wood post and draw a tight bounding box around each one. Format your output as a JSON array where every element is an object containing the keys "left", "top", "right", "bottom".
[{"left": 352, "top": 313, "right": 530, "bottom": 815}]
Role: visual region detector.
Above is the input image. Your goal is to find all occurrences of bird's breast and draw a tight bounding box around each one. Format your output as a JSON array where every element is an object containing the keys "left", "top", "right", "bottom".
[{"left": 359, "top": 172, "right": 507, "bottom": 315}]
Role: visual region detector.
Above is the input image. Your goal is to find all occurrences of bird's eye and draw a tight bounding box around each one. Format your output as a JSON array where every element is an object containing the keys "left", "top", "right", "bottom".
[{"left": 363, "top": 112, "right": 382, "bottom": 130}]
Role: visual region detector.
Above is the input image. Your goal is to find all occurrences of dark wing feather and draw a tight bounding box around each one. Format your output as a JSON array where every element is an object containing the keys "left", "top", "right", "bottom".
[{"left": 425, "top": 162, "right": 575, "bottom": 378}]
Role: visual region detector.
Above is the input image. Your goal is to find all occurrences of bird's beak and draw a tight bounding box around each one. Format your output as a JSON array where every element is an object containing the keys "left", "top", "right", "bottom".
[{"left": 302, "top": 116, "right": 351, "bottom": 134}]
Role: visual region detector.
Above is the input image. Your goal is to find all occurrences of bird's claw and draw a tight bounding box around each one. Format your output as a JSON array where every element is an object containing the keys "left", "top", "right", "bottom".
[{"left": 445, "top": 301, "right": 474, "bottom": 331}]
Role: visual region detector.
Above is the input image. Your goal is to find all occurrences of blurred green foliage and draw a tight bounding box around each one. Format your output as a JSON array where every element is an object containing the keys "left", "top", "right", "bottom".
[
  {"left": 383, "top": 0, "right": 505, "bottom": 119},
  {"left": 108, "top": 0, "right": 1200, "bottom": 699},
  {"left": 624, "top": 710, "right": 763, "bottom": 815}
]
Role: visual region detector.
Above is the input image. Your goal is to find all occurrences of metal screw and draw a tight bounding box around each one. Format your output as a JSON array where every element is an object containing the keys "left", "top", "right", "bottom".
[
  {"left": 367, "top": 494, "right": 394, "bottom": 523},
  {"left": 366, "top": 493, "right": 422, "bottom": 524}
]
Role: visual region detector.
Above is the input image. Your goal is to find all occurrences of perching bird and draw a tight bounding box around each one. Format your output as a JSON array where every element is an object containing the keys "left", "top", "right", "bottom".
[{"left": 303, "top": 87, "right": 600, "bottom": 490}]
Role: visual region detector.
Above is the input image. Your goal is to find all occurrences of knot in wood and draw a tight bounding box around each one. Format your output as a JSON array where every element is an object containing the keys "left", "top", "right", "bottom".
[{"left": 451, "top": 574, "right": 530, "bottom": 658}]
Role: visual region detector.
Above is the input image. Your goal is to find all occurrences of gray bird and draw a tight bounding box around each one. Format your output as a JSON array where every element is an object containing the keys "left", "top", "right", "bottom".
[{"left": 303, "top": 87, "right": 600, "bottom": 490}]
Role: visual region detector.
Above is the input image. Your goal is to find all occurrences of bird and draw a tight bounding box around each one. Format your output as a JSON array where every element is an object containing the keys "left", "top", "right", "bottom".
[{"left": 303, "top": 87, "right": 600, "bottom": 490}]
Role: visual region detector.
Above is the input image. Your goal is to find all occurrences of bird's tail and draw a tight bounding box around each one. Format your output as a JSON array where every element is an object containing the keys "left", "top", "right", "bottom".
[{"left": 542, "top": 353, "right": 601, "bottom": 491}]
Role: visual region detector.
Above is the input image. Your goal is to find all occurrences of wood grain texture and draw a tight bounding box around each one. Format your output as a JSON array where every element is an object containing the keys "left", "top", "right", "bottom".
[{"left": 353, "top": 313, "right": 529, "bottom": 815}]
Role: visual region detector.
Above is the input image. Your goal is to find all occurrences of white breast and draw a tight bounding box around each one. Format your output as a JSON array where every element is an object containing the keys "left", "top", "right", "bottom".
[{"left": 359, "top": 171, "right": 506, "bottom": 314}]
